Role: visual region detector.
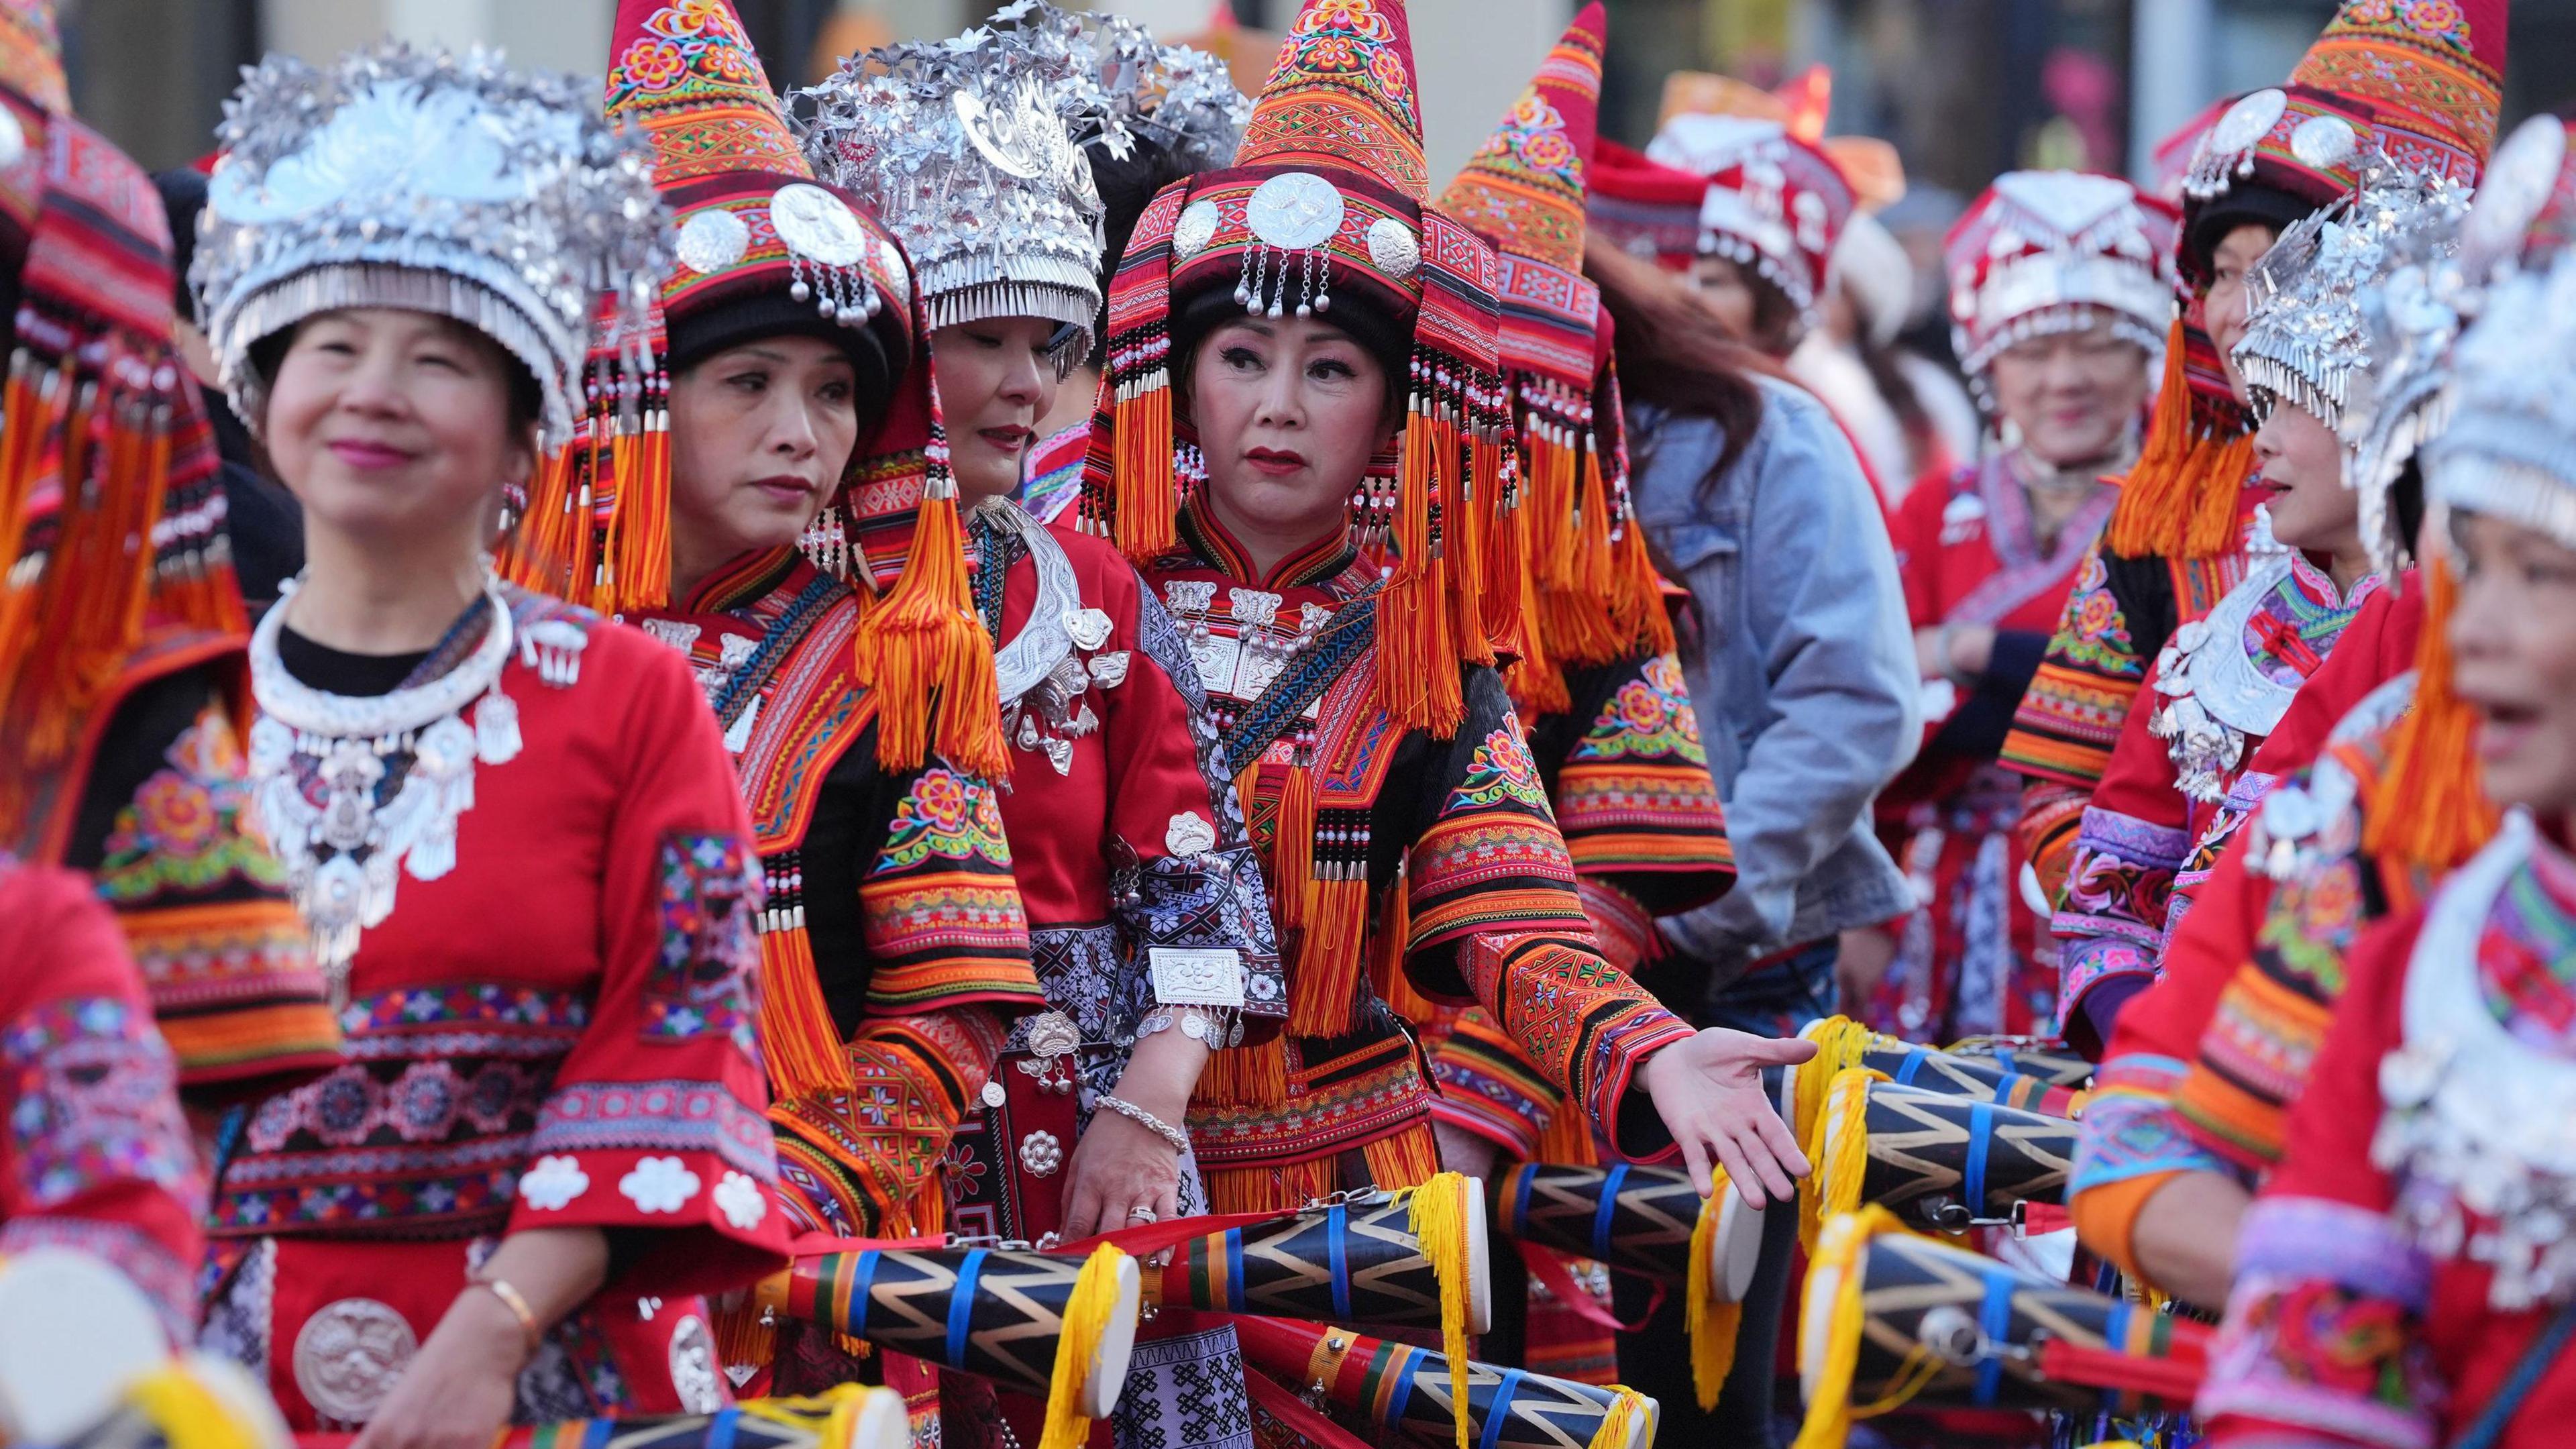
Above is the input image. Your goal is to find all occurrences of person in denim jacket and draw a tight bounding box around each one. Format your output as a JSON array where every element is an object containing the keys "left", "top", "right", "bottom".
[
  {"left": 1588, "top": 240, "right": 1918, "bottom": 1448},
  {"left": 1596, "top": 244, "right": 1920, "bottom": 1014}
]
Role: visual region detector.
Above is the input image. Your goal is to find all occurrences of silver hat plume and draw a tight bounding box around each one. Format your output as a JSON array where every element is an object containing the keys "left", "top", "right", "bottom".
[
  {"left": 2233, "top": 155, "right": 2468, "bottom": 443},
  {"left": 194, "top": 42, "right": 672, "bottom": 448},
  {"left": 2422, "top": 248, "right": 2576, "bottom": 555},
  {"left": 1086, "top": 13, "right": 1252, "bottom": 174},
  {"left": 792, "top": 1, "right": 1132, "bottom": 354}
]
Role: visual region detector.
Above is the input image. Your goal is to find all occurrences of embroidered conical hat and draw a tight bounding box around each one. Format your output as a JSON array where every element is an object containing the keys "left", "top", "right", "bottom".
[{"left": 1079, "top": 0, "right": 1507, "bottom": 739}]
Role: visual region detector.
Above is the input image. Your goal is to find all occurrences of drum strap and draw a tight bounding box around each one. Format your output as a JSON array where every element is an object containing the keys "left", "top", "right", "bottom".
[
  {"left": 1974, "top": 1268, "right": 2016, "bottom": 1405},
  {"left": 2450, "top": 1295, "right": 2576, "bottom": 1449},
  {"left": 1591, "top": 1164, "right": 1630, "bottom": 1258},
  {"left": 1479, "top": 1371, "right": 1527, "bottom": 1449},
  {"left": 1964, "top": 1102, "right": 1994, "bottom": 1215},
  {"left": 945, "top": 1249, "right": 988, "bottom": 1370},
  {"left": 1326, "top": 1204, "right": 1352, "bottom": 1320}
]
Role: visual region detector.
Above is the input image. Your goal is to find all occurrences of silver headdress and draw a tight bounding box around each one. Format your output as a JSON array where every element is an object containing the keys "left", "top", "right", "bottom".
[
  {"left": 2233, "top": 159, "right": 2469, "bottom": 440},
  {"left": 792, "top": 1, "right": 1130, "bottom": 351},
  {"left": 194, "top": 44, "right": 670, "bottom": 448},
  {"left": 2422, "top": 248, "right": 2576, "bottom": 553},
  {"left": 1087, "top": 13, "right": 1252, "bottom": 174}
]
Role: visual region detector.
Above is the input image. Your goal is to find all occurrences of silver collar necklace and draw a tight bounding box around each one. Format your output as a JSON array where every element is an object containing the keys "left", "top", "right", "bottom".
[{"left": 244, "top": 570, "right": 523, "bottom": 993}]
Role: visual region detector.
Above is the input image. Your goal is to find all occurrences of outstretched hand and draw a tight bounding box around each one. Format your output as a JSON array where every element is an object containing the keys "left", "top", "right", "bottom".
[{"left": 1637, "top": 1027, "right": 1818, "bottom": 1208}]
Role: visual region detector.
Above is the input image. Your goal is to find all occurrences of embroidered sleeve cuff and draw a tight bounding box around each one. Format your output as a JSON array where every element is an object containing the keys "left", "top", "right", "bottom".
[
  {"left": 2200, "top": 1199, "right": 2440, "bottom": 1449},
  {"left": 513, "top": 1078, "right": 789, "bottom": 1292},
  {"left": 2072, "top": 1057, "right": 2237, "bottom": 1193},
  {"left": 1586, "top": 1006, "right": 1698, "bottom": 1161}
]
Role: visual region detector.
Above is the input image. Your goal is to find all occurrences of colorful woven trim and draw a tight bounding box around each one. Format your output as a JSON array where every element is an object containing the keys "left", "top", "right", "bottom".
[{"left": 0, "top": 114, "right": 240, "bottom": 839}]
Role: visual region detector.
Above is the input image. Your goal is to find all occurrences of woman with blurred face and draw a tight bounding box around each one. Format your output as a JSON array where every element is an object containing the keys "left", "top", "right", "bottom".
[
  {"left": 794, "top": 19, "right": 1285, "bottom": 1446},
  {"left": 1851, "top": 174, "right": 2175, "bottom": 1041},
  {"left": 2197, "top": 243, "right": 2576, "bottom": 1449},
  {"left": 193, "top": 46, "right": 790, "bottom": 1446},
  {"left": 582, "top": 1, "right": 1046, "bottom": 1307}
]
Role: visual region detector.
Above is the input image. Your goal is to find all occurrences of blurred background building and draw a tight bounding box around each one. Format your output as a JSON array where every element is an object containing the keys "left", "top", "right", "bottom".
[{"left": 63, "top": 0, "right": 2576, "bottom": 356}]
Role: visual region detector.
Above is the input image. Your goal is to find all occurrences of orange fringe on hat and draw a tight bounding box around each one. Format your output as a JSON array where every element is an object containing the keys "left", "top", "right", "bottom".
[
  {"left": 2363, "top": 551, "right": 2498, "bottom": 873},
  {"left": 2104, "top": 318, "right": 2256, "bottom": 561},
  {"left": 850, "top": 472, "right": 1008, "bottom": 781}
]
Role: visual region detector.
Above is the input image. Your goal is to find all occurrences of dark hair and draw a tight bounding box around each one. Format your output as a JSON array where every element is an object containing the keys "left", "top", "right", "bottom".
[
  {"left": 1586, "top": 237, "right": 1783, "bottom": 484},
  {"left": 154, "top": 166, "right": 208, "bottom": 319},
  {"left": 249, "top": 311, "right": 545, "bottom": 441},
  {"left": 1085, "top": 133, "right": 1201, "bottom": 366}
]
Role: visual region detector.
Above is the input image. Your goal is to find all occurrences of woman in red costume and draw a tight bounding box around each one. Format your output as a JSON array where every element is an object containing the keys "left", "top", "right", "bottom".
[
  {"left": 516, "top": 0, "right": 1049, "bottom": 1265},
  {"left": 191, "top": 44, "right": 790, "bottom": 1443},
  {"left": 1078, "top": 0, "right": 1813, "bottom": 1223},
  {"left": 2198, "top": 233, "right": 2576, "bottom": 1449},
  {"left": 1854, "top": 171, "right": 2175, "bottom": 1042}
]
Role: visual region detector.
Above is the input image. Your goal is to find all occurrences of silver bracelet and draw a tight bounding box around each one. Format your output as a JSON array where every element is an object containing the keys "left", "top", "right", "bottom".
[{"left": 1095, "top": 1093, "right": 1191, "bottom": 1155}]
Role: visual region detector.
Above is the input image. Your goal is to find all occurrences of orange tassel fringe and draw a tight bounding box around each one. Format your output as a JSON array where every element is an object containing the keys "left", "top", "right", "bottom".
[
  {"left": 1112, "top": 380, "right": 1175, "bottom": 564},
  {"left": 2105, "top": 318, "right": 2256, "bottom": 561},
  {"left": 757, "top": 926, "right": 856, "bottom": 1099},
  {"left": 851, "top": 479, "right": 1008, "bottom": 780},
  {"left": 2363, "top": 551, "right": 2498, "bottom": 873}
]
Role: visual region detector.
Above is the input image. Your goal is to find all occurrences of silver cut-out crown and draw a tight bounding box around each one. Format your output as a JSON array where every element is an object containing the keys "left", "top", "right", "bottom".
[
  {"left": 195, "top": 42, "right": 672, "bottom": 447},
  {"left": 2424, "top": 249, "right": 2576, "bottom": 555},
  {"left": 792, "top": 0, "right": 1132, "bottom": 349}
]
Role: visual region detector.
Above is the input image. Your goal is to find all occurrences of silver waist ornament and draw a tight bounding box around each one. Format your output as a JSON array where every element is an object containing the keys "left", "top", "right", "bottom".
[
  {"left": 244, "top": 574, "right": 568, "bottom": 991},
  {"left": 2147, "top": 551, "right": 2308, "bottom": 804},
  {"left": 2375, "top": 814, "right": 2576, "bottom": 1311}
]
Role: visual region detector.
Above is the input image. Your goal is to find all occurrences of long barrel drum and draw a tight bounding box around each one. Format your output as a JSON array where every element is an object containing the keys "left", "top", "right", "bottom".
[
  {"left": 1485, "top": 1163, "right": 1764, "bottom": 1302},
  {"left": 1782, "top": 1018, "right": 2080, "bottom": 1145},
  {"left": 1152, "top": 1187, "right": 1492, "bottom": 1334},
  {"left": 1943, "top": 1036, "right": 2095, "bottom": 1090},
  {"left": 753, "top": 1247, "right": 1138, "bottom": 1416},
  {"left": 1233, "top": 1316, "right": 1656, "bottom": 1449},
  {"left": 1800, "top": 1213, "right": 2208, "bottom": 1424},
  {"left": 1819, "top": 1074, "right": 2077, "bottom": 1229}
]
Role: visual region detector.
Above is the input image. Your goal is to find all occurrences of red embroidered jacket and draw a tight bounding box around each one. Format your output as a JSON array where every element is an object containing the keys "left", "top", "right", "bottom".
[
  {"left": 0, "top": 862, "right": 207, "bottom": 1340},
  {"left": 210, "top": 593, "right": 793, "bottom": 1426}
]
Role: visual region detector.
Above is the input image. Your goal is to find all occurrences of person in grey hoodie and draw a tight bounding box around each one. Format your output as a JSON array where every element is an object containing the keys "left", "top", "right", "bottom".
[{"left": 1586, "top": 239, "right": 1920, "bottom": 1447}]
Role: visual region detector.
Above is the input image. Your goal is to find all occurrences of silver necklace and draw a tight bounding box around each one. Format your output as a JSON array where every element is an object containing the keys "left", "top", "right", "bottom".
[{"left": 245, "top": 572, "right": 523, "bottom": 992}]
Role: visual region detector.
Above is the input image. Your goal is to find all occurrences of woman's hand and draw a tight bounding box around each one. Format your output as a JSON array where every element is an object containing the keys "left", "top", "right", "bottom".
[
  {"left": 348, "top": 1287, "right": 525, "bottom": 1449},
  {"left": 1059, "top": 1107, "right": 1183, "bottom": 1240},
  {"left": 1638, "top": 1028, "right": 1818, "bottom": 1207},
  {"left": 1057, "top": 1026, "right": 1206, "bottom": 1240}
]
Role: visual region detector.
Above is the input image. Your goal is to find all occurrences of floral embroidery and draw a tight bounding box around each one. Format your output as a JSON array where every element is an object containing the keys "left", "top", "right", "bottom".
[
  {"left": 1571, "top": 655, "right": 1705, "bottom": 764},
  {"left": 2, "top": 997, "right": 197, "bottom": 1210},
  {"left": 95, "top": 708, "right": 284, "bottom": 902},
  {"left": 620, "top": 1155, "right": 702, "bottom": 1214},
  {"left": 647, "top": 833, "right": 762, "bottom": 1051},
  {"left": 519, "top": 1155, "right": 590, "bottom": 1211},
  {"left": 529, "top": 1078, "right": 775, "bottom": 1180},
  {"left": 874, "top": 768, "right": 1013, "bottom": 873},
  {"left": 2055, "top": 551, "right": 2142, "bottom": 676},
  {"left": 712, "top": 1170, "right": 767, "bottom": 1229},
  {"left": 1449, "top": 722, "right": 1555, "bottom": 815}
]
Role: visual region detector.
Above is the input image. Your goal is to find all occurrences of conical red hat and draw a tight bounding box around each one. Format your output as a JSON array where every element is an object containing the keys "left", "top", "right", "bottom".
[
  {"left": 2291, "top": 0, "right": 2505, "bottom": 169},
  {"left": 606, "top": 0, "right": 807, "bottom": 188},
  {"left": 1435, "top": 3, "right": 1605, "bottom": 274},
  {"left": 1232, "top": 0, "right": 1430, "bottom": 200}
]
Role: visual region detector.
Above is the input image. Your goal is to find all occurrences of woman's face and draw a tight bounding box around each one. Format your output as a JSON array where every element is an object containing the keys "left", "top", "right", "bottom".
[
  {"left": 668, "top": 335, "right": 859, "bottom": 565},
  {"left": 1189, "top": 316, "right": 1395, "bottom": 550},
  {"left": 1986, "top": 317, "right": 2152, "bottom": 468},
  {"left": 263, "top": 308, "right": 531, "bottom": 549},
  {"left": 934, "top": 317, "right": 1064, "bottom": 503},
  {"left": 1684, "top": 254, "right": 1762, "bottom": 345},
  {"left": 2205, "top": 223, "right": 2280, "bottom": 402},
  {"left": 2251, "top": 399, "right": 2359, "bottom": 557},
  {"left": 2450, "top": 510, "right": 2576, "bottom": 818}
]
